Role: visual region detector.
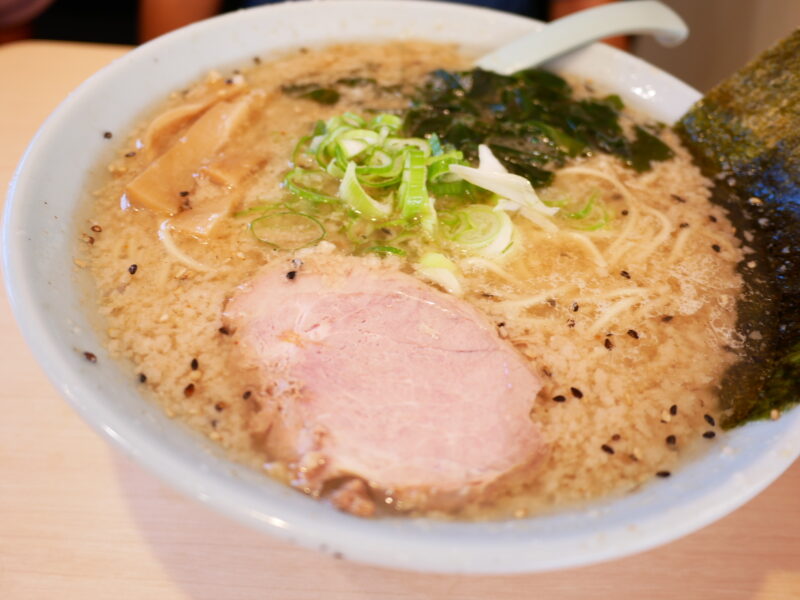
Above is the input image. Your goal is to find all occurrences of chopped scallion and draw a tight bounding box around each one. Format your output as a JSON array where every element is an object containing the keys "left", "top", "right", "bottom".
[
  {"left": 339, "top": 161, "right": 392, "bottom": 219},
  {"left": 250, "top": 211, "right": 326, "bottom": 249},
  {"left": 366, "top": 245, "right": 406, "bottom": 256}
]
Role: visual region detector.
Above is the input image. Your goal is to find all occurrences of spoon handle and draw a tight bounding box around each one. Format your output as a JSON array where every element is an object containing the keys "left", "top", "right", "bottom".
[{"left": 476, "top": 0, "right": 688, "bottom": 75}]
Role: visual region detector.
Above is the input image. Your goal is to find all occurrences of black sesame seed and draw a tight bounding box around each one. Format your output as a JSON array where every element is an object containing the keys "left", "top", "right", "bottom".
[
  {"left": 620, "top": 270, "right": 631, "bottom": 279},
  {"left": 621, "top": 209, "right": 629, "bottom": 216},
  {"left": 83, "top": 351, "right": 97, "bottom": 363},
  {"left": 179, "top": 190, "right": 190, "bottom": 197},
  {"left": 138, "top": 373, "right": 147, "bottom": 383},
  {"left": 243, "top": 390, "right": 252, "bottom": 400},
  {"left": 604, "top": 338, "right": 614, "bottom": 350},
  {"left": 567, "top": 319, "right": 576, "bottom": 328},
  {"left": 666, "top": 434, "right": 677, "bottom": 446},
  {"left": 570, "top": 387, "right": 583, "bottom": 399},
  {"left": 656, "top": 470, "right": 671, "bottom": 478},
  {"left": 711, "top": 244, "right": 721, "bottom": 253},
  {"left": 191, "top": 358, "right": 199, "bottom": 370},
  {"left": 218, "top": 326, "right": 230, "bottom": 335},
  {"left": 225, "top": 78, "right": 234, "bottom": 85},
  {"left": 214, "top": 401, "right": 227, "bottom": 412},
  {"left": 125, "top": 151, "right": 137, "bottom": 157},
  {"left": 704, "top": 414, "right": 716, "bottom": 427},
  {"left": 128, "top": 264, "right": 138, "bottom": 275},
  {"left": 572, "top": 302, "right": 579, "bottom": 312},
  {"left": 184, "top": 383, "right": 195, "bottom": 397},
  {"left": 679, "top": 222, "right": 689, "bottom": 228},
  {"left": 627, "top": 329, "right": 639, "bottom": 339},
  {"left": 671, "top": 194, "right": 686, "bottom": 203},
  {"left": 103, "top": 131, "right": 112, "bottom": 139},
  {"left": 286, "top": 270, "right": 297, "bottom": 280},
  {"left": 661, "top": 315, "right": 674, "bottom": 322},
  {"left": 709, "top": 215, "right": 718, "bottom": 223},
  {"left": 552, "top": 395, "right": 566, "bottom": 403},
  {"left": 670, "top": 404, "right": 678, "bottom": 416},
  {"left": 601, "top": 444, "right": 615, "bottom": 455},
  {"left": 703, "top": 431, "right": 716, "bottom": 439},
  {"left": 611, "top": 433, "right": 621, "bottom": 441},
  {"left": 91, "top": 225, "right": 102, "bottom": 233}
]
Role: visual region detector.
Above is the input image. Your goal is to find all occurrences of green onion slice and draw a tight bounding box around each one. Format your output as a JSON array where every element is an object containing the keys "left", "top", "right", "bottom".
[
  {"left": 429, "top": 181, "right": 468, "bottom": 196},
  {"left": 250, "top": 211, "right": 326, "bottom": 249},
  {"left": 368, "top": 113, "right": 402, "bottom": 133},
  {"left": 291, "top": 135, "right": 316, "bottom": 168},
  {"left": 572, "top": 211, "right": 610, "bottom": 231},
  {"left": 559, "top": 191, "right": 611, "bottom": 230},
  {"left": 427, "top": 151, "right": 466, "bottom": 181},
  {"left": 397, "top": 147, "right": 430, "bottom": 222},
  {"left": 441, "top": 204, "right": 514, "bottom": 257},
  {"left": 234, "top": 201, "right": 296, "bottom": 218},
  {"left": 384, "top": 137, "right": 432, "bottom": 157},
  {"left": 427, "top": 150, "right": 469, "bottom": 196},
  {"left": 366, "top": 245, "right": 406, "bottom": 256},
  {"left": 264, "top": 114, "right": 566, "bottom": 263},
  {"left": 341, "top": 112, "right": 366, "bottom": 128},
  {"left": 339, "top": 161, "right": 393, "bottom": 219},
  {"left": 285, "top": 168, "right": 340, "bottom": 204},
  {"left": 416, "top": 252, "right": 462, "bottom": 295},
  {"left": 314, "top": 125, "right": 351, "bottom": 169},
  {"left": 335, "top": 128, "right": 381, "bottom": 161},
  {"left": 566, "top": 193, "right": 597, "bottom": 219},
  {"left": 419, "top": 251, "right": 458, "bottom": 271}
]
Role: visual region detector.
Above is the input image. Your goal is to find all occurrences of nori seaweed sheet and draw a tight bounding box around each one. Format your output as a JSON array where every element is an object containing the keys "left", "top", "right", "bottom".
[{"left": 675, "top": 30, "right": 800, "bottom": 428}]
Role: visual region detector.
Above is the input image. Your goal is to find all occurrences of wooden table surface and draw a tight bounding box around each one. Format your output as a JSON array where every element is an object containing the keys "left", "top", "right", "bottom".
[{"left": 1, "top": 40, "right": 798, "bottom": 600}]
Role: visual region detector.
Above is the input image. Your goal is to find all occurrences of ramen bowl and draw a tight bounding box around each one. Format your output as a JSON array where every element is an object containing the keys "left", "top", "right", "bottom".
[{"left": 3, "top": 0, "right": 799, "bottom": 574}]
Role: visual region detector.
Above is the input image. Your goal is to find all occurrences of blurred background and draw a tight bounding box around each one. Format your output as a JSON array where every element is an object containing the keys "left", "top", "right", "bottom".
[
  {"left": 637, "top": 0, "right": 800, "bottom": 91},
  {"left": 0, "top": 0, "right": 799, "bottom": 91}
]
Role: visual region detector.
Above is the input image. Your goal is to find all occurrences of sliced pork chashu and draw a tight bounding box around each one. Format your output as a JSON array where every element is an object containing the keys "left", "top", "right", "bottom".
[{"left": 224, "top": 253, "right": 546, "bottom": 515}]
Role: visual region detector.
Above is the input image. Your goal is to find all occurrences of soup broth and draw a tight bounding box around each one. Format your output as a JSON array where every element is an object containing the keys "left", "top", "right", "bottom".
[{"left": 81, "top": 41, "right": 744, "bottom": 518}]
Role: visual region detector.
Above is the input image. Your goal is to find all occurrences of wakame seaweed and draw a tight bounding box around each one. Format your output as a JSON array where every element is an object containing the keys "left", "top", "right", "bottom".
[
  {"left": 676, "top": 29, "right": 800, "bottom": 428},
  {"left": 281, "top": 76, "right": 381, "bottom": 106},
  {"left": 405, "top": 67, "right": 673, "bottom": 183},
  {"left": 281, "top": 82, "right": 341, "bottom": 105}
]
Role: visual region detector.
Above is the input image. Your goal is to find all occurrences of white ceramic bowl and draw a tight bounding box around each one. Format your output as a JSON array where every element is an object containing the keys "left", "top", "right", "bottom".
[{"left": 4, "top": 0, "right": 799, "bottom": 574}]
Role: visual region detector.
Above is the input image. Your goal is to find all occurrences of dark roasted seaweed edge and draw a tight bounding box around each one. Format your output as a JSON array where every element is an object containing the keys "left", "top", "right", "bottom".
[{"left": 675, "top": 105, "right": 800, "bottom": 429}]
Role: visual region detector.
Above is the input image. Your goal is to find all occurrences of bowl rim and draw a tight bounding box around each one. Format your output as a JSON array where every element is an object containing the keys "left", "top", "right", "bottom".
[{"left": 4, "top": 0, "right": 800, "bottom": 575}]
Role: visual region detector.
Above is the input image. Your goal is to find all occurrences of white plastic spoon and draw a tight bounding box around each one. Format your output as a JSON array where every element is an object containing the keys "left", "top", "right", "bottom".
[{"left": 477, "top": 0, "right": 688, "bottom": 75}]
